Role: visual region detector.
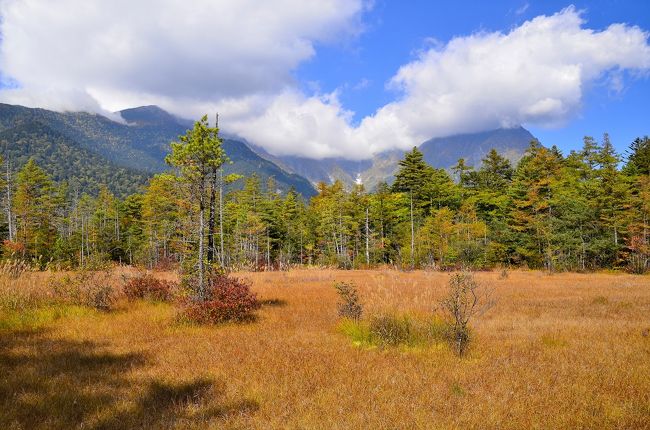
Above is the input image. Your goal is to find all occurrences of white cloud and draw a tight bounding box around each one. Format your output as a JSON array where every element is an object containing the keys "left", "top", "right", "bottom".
[
  {"left": 0, "top": 0, "right": 364, "bottom": 111},
  {"left": 1, "top": 4, "right": 649, "bottom": 160},
  {"left": 226, "top": 7, "right": 650, "bottom": 159}
]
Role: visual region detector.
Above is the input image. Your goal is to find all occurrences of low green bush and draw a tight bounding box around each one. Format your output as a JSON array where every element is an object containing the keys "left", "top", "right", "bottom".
[{"left": 338, "top": 313, "right": 447, "bottom": 349}]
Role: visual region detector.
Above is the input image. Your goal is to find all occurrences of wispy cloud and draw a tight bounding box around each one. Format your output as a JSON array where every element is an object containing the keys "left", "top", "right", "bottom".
[{"left": 516, "top": 3, "right": 529, "bottom": 16}]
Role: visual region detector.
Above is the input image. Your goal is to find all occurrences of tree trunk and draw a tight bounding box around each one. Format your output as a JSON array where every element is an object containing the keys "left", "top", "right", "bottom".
[
  {"left": 207, "top": 168, "right": 217, "bottom": 263},
  {"left": 410, "top": 190, "right": 415, "bottom": 268},
  {"left": 197, "top": 183, "right": 206, "bottom": 299},
  {"left": 5, "top": 160, "right": 14, "bottom": 242},
  {"left": 266, "top": 231, "right": 271, "bottom": 270},
  {"left": 365, "top": 206, "right": 370, "bottom": 264},
  {"left": 219, "top": 167, "right": 225, "bottom": 268}
]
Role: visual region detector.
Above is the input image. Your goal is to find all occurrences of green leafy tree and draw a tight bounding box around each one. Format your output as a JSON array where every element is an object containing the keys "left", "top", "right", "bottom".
[
  {"left": 165, "top": 115, "right": 225, "bottom": 298},
  {"left": 13, "top": 159, "right": 56, "bottom": 265}
]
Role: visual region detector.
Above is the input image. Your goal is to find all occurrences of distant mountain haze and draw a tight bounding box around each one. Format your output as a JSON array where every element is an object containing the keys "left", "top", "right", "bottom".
[
  {"left": 265, "top": 127, "right": 537, "bottom": 190},
  {"left": 0, "top": 103, "right": 538, "bottom": 196}
]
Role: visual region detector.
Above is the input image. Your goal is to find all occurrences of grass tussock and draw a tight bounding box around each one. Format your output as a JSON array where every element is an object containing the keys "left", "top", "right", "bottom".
[{"left": 339, "top": 314, "right": 448, "bottom": 349}]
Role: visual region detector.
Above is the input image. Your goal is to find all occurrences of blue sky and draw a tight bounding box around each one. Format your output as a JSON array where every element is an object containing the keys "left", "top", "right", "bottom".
[
  {"left": 296, "top": 0, "right": 650, "bottom": 156},
  {"left": 0, "top": 0, "right": 648, "bottom": 159}
]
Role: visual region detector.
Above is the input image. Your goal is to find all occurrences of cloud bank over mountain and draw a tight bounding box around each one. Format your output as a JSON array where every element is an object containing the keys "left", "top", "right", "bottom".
[{"left": 1, "top": 2, "right": 649, "bottom": 159}]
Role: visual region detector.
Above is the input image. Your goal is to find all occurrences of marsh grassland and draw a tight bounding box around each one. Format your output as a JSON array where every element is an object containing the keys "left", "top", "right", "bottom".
[{"left": 1, "top": 269, "right": 649, "bottom": 429}]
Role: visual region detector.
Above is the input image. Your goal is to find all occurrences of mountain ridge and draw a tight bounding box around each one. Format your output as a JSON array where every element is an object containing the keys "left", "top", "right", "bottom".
[
  {"left": 0, "top": 103, "right": 317, "bottom": 197},
  {"left": 0, "top": 102, "right": 539, "bottom": 196},
  {"left": 263, "top": 126, "right": 538, "bottom": 190}
]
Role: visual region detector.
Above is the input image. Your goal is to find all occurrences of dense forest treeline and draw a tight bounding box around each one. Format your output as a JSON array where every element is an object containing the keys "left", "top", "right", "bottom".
[{"left": 1, "top": 120, "right": 649, "bottom": 274}]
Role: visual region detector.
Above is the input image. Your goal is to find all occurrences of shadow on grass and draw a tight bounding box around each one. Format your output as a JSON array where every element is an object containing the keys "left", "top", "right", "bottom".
[
  {"left": 259, "top": 298, "right": 287, "bottom": 307},
  {"left": 0, "top": 329, "right": 258, "bottom": 429},
  {"left": 95, "top": 378, "right": 259, "bottom": 429}
]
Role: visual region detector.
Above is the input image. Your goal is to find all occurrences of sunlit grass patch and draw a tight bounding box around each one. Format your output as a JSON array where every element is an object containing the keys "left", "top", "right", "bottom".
[
  {"left": 0, "top": 305, "right": 93, "bottom": 331},
  {"left": 540, "top": 332, "right": 568, "bottom": 348},
  {"left": 338, "top": 314, "right": 448, "bottom": 350},
  {"left": 337, "top": 318, "right": 374, "bottom": 348}
]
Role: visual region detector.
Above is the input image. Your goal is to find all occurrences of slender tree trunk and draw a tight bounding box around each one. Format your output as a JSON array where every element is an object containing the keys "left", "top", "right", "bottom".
[
  {"left": 5, "top": 160, "right": 14, "bottom": 242},
  {"left": 80, "top": 216, "right": 84, "bottom": 267},
  {"left": 219, "top": 167, "right": 225, "bottom": 268},
  {"left": 266, "top": 230, "right": 270, "bottom": 270},
  {"left": 365, "top": 206, "right": 370, "bottom": 264},
  {"left": 114, "top": 204, "right": 118, "bottom": 242},
  {"left": 410, "top": 190, "right": 415, "bottom": 268},
  {"left": 207, "top": 168, "right": 217, "bottom": 263},
  {"left": 197, "top": 183, "right": 206, "bottom": 299},
  {"left": 643, "top": 212, "right": 648, "bottom": 272},
  {"left": 580, "top": 226, "right": 586, "bottom": 271},
  {"left": 380, "top": 202, "right": 385, "bottom": 262}
]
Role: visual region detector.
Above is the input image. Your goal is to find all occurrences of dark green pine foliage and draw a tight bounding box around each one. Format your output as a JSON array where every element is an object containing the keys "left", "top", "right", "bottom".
[
  {"left": 391, "top": 147, "right": 435, "bottom": 207},
  {"left": 391, "top": 146, "right": 461, "bottom": 217},
  {"left": 625, "top": 136, "right": 650, "bottom": 175},
  {"left": 476, "top": 149, "right": 514, "bottom": 190}
]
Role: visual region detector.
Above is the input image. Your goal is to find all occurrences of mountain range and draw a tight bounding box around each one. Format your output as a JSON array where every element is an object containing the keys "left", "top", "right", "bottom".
[
  {"left": 252, "top": 126, "right": 536, "bottom": 190},
  {"left": 0, "top": 103, "right": 315, "bottom": 197},
  {"left": 0, "top": 103, "right": 538, "bottom": 197}
]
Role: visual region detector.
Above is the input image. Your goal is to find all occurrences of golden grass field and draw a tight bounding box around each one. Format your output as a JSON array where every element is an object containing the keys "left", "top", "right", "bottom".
[{"left": 1, "top": 268, "right": 650, "bottom": 429}]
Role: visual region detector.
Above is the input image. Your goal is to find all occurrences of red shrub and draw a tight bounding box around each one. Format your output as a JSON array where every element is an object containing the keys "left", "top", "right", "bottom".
[
  {"left": 2, "top": 240, "right": 25, "bottom": 255},
  {"left": 181, "top": 274, "right": 260, "bottom": 324},
  {"left": 124, "top": 274, "right": 176, "bottom": 302}
]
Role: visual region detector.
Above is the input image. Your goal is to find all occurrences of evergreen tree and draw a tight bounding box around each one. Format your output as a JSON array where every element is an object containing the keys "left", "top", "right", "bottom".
[
  {"left": 625, "top": 136, "right": 650, "bottom": 175},
  {"left": 13, "top": 159, "right": 56, "bottom": 264},
  {"left": 165, "top": 115, "right": 225, "bottom": 297},
  {"left": 477, "top": 149, "right": 513, "bottom": 190},
  {"left": 392, "top": 147, "right": 435, "bottom": 207}
]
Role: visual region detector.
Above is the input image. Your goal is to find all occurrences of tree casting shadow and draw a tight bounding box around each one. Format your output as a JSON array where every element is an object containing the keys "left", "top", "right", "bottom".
[{"left": 0, "top": 329, "right": 258, "bottom": 429}]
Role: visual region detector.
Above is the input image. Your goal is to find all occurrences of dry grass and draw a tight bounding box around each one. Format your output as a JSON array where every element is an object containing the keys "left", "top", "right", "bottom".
[{"left": 1, "top": 268, "right": 650, "bottom": 429}]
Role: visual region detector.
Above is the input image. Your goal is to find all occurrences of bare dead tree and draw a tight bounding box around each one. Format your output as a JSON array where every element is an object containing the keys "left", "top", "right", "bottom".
[{"left": 439, "top": 271, "right": 494, "bottom": 356}]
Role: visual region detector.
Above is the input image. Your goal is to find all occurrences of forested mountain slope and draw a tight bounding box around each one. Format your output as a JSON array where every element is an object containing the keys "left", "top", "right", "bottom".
[
  {"left": 0, "top": 120, "right": 148, "bottom": 196},
  {"left": 0, "top": 104, "right": 317, "bottom": 197}
]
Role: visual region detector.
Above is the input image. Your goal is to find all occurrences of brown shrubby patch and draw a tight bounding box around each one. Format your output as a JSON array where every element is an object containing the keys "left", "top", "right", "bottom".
[
  {"left": 123, "top": 274, "right": 177, "bottom": 302},
  {"left": 179, "top": 274, "right": 260, "bottom": 324}
]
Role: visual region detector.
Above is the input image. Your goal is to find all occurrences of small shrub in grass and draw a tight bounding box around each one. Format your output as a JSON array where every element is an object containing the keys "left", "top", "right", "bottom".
[
  {"left": 49, "top": 270, "right": 117, "bottom": 311},
  {"left": 180, "top": 274, "right": 260, "bottom": 324},
  {"left": 88, "top": 282, "right": 114, "bottom": 311},
  {"left": 439, "top": 271, "right": 494, "bottom": 356},
  {"left": 339, "top": 314, "right": 447, "bottom": 348},
  {"left": 591, "top": 296, "right": 608, "bottom": 305},
  {"left": 334, "top": 282, "right": 363, "bottom": 321},
  {"left": 124, "top": 274, "right": 176, "bottom": 302},
  {"left": 369, "top": 314, "right": 414, "bottom": 346}
]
